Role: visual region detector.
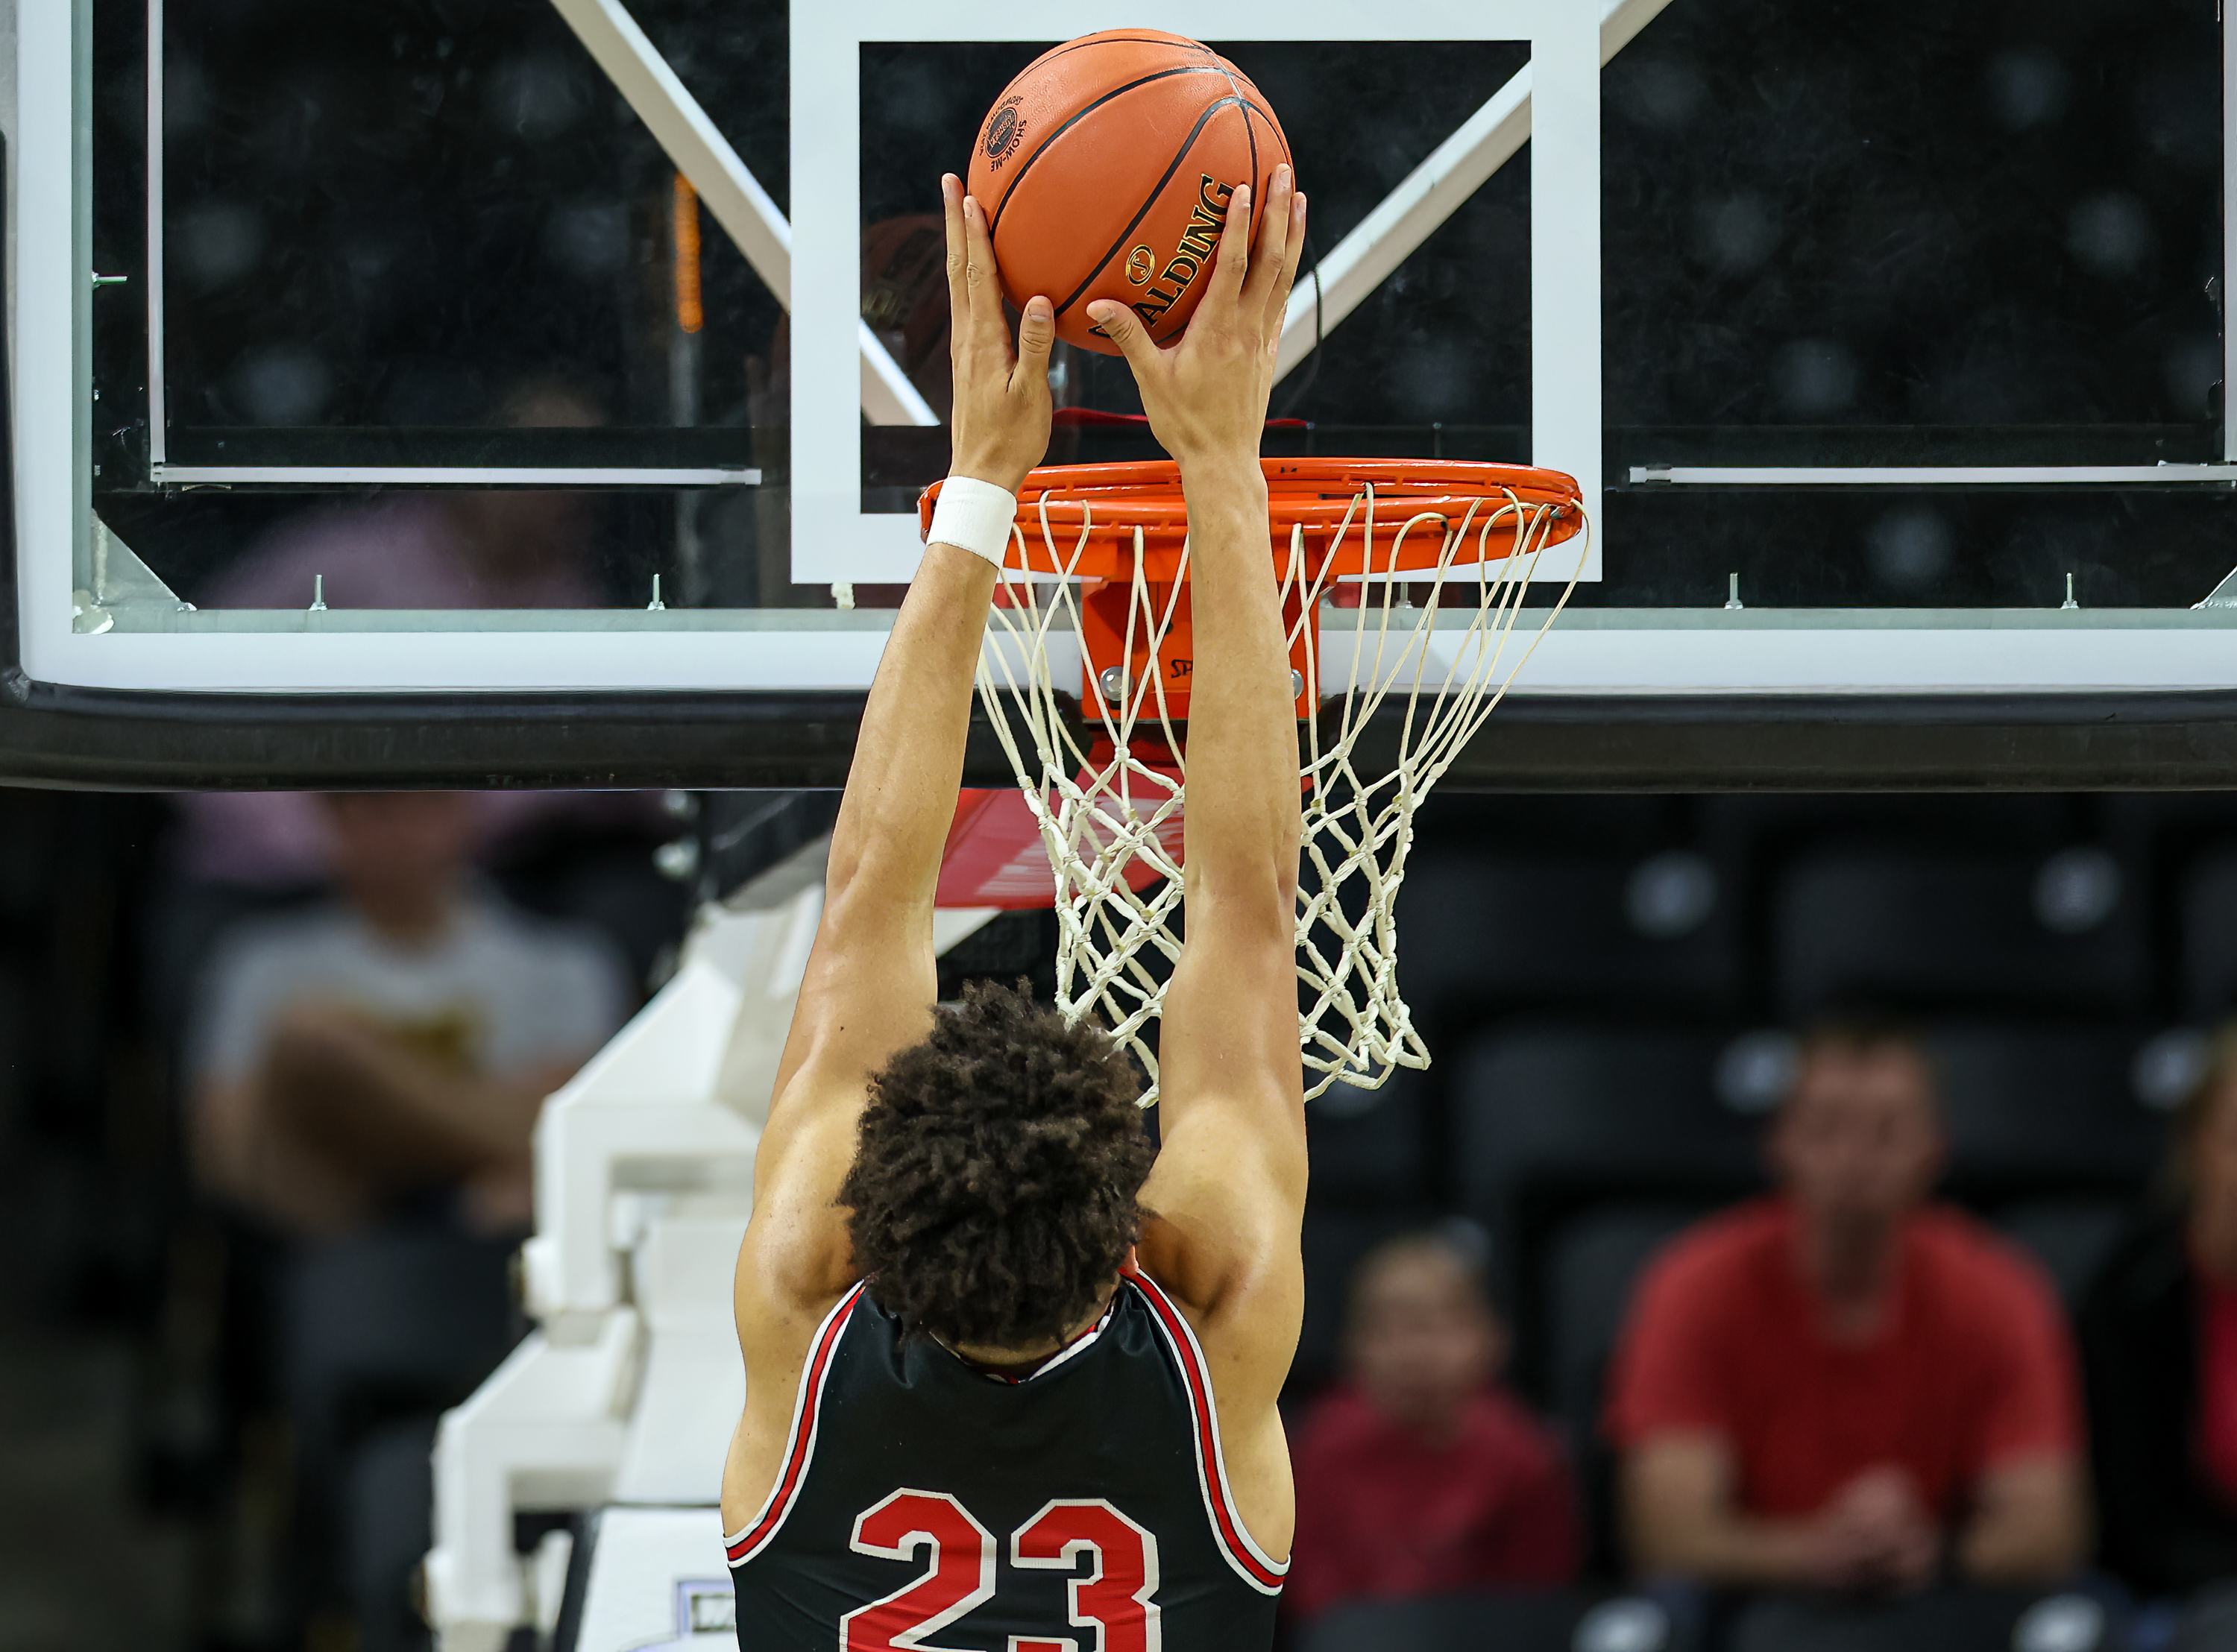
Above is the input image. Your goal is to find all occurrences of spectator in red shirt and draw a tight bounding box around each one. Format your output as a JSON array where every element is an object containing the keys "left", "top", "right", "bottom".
[
  {"left": 1605, "top": 1019, "right": 2086, "bottom": 1594},
  {"left": 1287, "top": 1231, "right": 1580, "bottom": 1621}
]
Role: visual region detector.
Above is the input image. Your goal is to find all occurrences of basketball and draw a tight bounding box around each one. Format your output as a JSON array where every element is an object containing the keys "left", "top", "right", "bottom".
[{"left": 966, "top": 31, "right": 1294, "bottom": 355}]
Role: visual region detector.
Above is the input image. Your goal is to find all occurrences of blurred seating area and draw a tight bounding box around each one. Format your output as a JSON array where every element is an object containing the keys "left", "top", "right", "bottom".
[
  {"left": 14, "top": 789, "right": 2237, "bottom": 1650},
  {"left": 0, "top": 786, "right": 690, "bottom": 1652},
  {"left": 1289, "top": 792, "right": 2237, "bottom": 1652}
]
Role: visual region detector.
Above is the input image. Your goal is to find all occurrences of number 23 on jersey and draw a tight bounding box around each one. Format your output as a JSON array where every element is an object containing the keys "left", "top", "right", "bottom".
[{"left": 843, "top": 1489, "right": 1161, "bottom": 1652}]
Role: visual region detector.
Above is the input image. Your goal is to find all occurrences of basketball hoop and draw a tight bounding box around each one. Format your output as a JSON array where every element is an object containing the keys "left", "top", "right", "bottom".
[{"left": 922, "top": 458, "right": 1589, "bottom": 1105}]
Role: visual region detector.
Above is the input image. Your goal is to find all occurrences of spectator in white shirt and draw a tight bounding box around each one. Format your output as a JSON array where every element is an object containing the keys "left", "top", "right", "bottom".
[{"left": 189, "top": 789, "right": 629, "bottom": 1238}]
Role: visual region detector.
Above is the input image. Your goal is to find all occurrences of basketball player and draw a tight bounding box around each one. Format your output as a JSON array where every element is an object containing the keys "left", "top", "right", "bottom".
[{"left": 723, "top": 160, "right": 1308, "bottom": 1650}]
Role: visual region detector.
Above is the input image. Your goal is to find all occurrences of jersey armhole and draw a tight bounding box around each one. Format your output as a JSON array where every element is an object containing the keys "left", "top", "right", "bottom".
[
  {"left": 1124, "top": 1270, "right": 1290, "bottom": 1595},
  {"left": 725, "top": 1281, "right": 866, "bottom": 1568}
]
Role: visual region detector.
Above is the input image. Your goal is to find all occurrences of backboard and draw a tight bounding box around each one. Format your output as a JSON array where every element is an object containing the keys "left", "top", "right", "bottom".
[{"left": 7, "top": 0, "right": 2237, "bottom": 786}]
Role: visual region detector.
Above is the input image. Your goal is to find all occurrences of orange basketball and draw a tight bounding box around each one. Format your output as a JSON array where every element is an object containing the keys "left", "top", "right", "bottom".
[{"left": 966, "top": 31, "right": 1293, "bottom": 356}]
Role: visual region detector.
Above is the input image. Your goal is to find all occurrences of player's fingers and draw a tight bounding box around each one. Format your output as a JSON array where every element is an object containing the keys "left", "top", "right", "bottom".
[
  {"left": 1086, "top": 300, "right": 1160, "bottom": 376},
  {"left": 1239, "top": 165, "right": 1294, "bottom": 318},
  {"left": 1262, "top": 190, "right": 1308, "bottom": 350},
  {"left": 1012, "top": 295, "right": 1056, "bottom": 388},
  {"left": 1201, "top": 182, "right": 1252, "bottom": 317},
  {"left": 940, "top": 174, "right": 970, "bottom": 332},
  {"left": 960, "top": 195, "right": 1008, "bottom": 346}
]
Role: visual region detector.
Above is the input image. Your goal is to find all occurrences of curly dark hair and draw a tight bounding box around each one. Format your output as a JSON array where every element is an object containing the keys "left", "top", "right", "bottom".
[{"left": 838, "top": 980, "right": 1155, "bottom": 1350}]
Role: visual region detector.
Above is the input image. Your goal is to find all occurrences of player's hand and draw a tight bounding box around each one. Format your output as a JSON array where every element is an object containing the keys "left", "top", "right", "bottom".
[
  {"left": 943, "top": 173, "right": 1054, "bottom": 495},
  {"left": 1085, "top": 164, "right": 1306, "bottom": 479}
]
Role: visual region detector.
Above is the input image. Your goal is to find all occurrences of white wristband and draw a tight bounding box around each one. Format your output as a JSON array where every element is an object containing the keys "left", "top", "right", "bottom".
[{"left": 926, "top": 476, "right": 1017, "bottom": 568}]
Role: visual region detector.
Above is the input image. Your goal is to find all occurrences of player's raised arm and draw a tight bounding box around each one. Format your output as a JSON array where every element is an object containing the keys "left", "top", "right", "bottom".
[
  {"left": 1086, "top": 168, "right": 1309, "bottom": 1363},
  {"left": 735, "top": 174, "right": 1053, "bottom": 1321}
]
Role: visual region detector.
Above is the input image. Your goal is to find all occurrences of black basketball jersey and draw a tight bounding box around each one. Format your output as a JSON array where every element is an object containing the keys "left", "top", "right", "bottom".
[{"left": 726, "top": 1269, "right": 1286, "bottom": 1651}]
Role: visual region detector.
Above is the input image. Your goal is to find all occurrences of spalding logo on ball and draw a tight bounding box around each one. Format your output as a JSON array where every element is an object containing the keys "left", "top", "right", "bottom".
[
  {"left": 983, "top": 98, "right": 1025, "bottom": 166},
  {"left": 965, "top": 29, "right": 1294, "bottom": 355}
]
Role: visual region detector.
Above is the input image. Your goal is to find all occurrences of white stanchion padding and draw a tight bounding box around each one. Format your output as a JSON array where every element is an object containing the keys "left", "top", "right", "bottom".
[
  {"left": 570, "top": 1507, "right": 738, "bottom": 1651},
  {"left": 425, "top": 1312, "right": 644, "bottom": 1652},
  {"left": 925, "top": 476, "right": 1020, "bottom": 567}
]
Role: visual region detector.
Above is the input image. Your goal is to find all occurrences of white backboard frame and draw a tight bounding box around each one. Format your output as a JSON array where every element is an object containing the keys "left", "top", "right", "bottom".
[
  {"left": 790, "top": 0, "right": 1603, "bottom": 585},
  {"left": 11, "top": 0, "right": 2237, "bottom": 696}
]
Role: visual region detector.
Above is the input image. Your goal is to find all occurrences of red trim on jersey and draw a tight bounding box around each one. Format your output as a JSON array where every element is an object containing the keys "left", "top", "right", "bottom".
[
  {"left": 726, "top": 1281, "right": 866, "bottom": 1566},
  {"left": 1124, "top": 1270, "right": 1289, "bottom": 1594}
]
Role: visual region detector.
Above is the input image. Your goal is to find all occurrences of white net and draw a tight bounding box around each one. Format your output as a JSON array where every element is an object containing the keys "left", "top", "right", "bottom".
[{"left": 977, "top": 479, "right": 1589, "bottom": 1106}]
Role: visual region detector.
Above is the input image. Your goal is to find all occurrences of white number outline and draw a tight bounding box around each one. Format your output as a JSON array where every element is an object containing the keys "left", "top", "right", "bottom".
[
  {"left": 843, "top": 1489, "right": 998, "bottom": 1652},
  {"left": 1010, "top": 1498, "right": 1163, "bottom": 1652}
]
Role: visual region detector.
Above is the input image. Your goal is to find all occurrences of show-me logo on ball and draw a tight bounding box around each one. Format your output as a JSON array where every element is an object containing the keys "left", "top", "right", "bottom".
[
  {"left": 1092, "top": 176, "right": 1233, "bottom": 338},
  {"left": 982, "top": 98, "right": 1025, "bottom": 170}
]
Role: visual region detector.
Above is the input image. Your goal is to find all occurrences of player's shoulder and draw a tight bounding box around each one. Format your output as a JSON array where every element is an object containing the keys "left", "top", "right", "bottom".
[
  {"left": 737, "top": 1080, "right": 874, "bottom": 1318},
  {"left": 1132, "top": 1209, "right": 1301, "bottom": 1330}
]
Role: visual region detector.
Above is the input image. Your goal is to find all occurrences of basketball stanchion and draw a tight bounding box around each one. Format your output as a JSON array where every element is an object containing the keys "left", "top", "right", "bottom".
[{"left": 922, "top": 458, "right": 1590, "bottom": 1105}]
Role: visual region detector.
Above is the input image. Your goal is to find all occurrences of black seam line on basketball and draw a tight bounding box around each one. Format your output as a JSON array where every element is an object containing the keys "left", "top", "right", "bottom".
[
  {"left": 1051, "top": 94, "right": 1248, "bottom": 321},
  {"left": 1247, "top": 101, "right": 1287, "bottom": 155},
  {"left": 1226, "top": 66, "right": 1261, "bottom": 228},
  {"left": 1222, "top": 77, "right": 1291, "bottom": 177},
  {"left": 1248, "top": 101, "right": 1294, "bottom": 184},
  {"left": 987, "top": 65, "right": 1236, "bottom": 235},
  {"left": 1208, "top": 61, "right": 1258, "bottom": 185},
  {"left": 987, "top": 63, "right": 1232, "bottom": 232},
  {"left": 1211, "top": 61, "right": 1290, "bottom": 227}
]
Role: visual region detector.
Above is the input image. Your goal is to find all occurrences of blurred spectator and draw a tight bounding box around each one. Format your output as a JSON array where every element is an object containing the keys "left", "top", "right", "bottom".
[
  {"left": 2080, "top": 1025, "right": 2237, "bottom": 1599},
  {"left": 165, "top": 786, "right": 661, "bottom": 930},
  {"left": 199, "top": 379, "right": 607, "bottom": 614},
  {"left": 1606, "top": 1019, "right": 2086, "bottom": 1594},
  {"left": 1286, "top": 1231, "right": 1580, "bottom": 1621},
  {"left": 183, "top": 791, "right": 629, "bottom": 1651},
  {"left": 188, "top": 791, "right": 628, "bottom": 1237}
]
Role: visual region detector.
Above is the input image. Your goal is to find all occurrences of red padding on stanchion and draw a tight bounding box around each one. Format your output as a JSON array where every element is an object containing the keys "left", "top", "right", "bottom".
[{"left": 934, "top": 775, "right": 1184, "bottom": 910}]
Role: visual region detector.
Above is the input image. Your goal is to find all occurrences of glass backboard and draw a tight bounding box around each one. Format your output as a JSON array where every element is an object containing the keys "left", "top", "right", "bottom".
[{"left": 6, "top": 0, "right": 2237, "bottom": 785}]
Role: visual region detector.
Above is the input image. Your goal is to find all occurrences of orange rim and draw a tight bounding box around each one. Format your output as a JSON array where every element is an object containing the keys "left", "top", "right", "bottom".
[{"left": 919, "top": 458, "right": 1585, "bottom": 579}]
